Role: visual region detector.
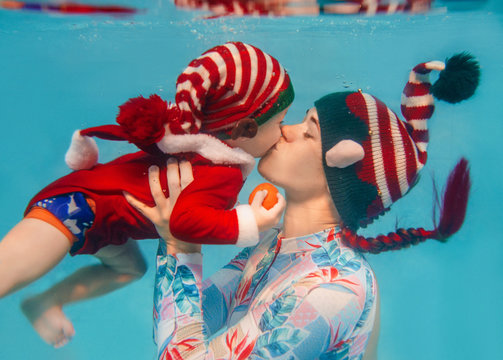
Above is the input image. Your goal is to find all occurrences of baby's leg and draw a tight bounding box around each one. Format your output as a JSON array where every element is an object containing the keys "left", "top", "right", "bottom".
[
  {"left": 20, "top": 239, "right": 147, "bottom": 347},
  {"left": 0, "top": 218, "right": 71, "bottom": 298}
]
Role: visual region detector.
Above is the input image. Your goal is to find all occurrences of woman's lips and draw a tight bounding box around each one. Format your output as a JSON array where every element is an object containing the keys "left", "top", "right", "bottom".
[{"left": 262, "top": 144, "right": 277, "bottom": 159}]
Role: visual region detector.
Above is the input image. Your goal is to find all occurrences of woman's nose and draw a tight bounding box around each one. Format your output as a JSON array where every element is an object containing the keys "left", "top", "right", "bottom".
[
  {"left": 280, "top": 124, "right": 293, "bottom": 141},
  {"left": 281, "top": 124, "right": 301, "bottom": 142}
]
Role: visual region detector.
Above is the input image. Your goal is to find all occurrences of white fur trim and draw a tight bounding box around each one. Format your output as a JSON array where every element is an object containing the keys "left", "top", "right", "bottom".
[
  {"left": 235, "top": 204, "right": 259, "bottom": 247},
  {"left": 325, "top": 139, "right": 365, "bottom": 168},
  {"left": 157, "top": 134, "right": 256, "bottom": 177},
  {"left": 65, "top": 130, "right": 99, "bottom": 170},
  {"left": 424, "top": 60, "right": 445, "bottom": 71}
]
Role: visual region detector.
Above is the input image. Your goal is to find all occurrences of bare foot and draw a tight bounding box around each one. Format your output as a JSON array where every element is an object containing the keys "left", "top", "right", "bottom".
[{"left": 21, "top": 295, "right": 75, "bottom": 348}]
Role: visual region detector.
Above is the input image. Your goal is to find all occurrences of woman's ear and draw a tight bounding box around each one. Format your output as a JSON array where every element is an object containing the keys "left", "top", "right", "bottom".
[
  {"left": 231, "top": 118, "right": 258, "bottom": 140},
  {"left": 325, "top": 139, "right": 364, "bottom": 168}
]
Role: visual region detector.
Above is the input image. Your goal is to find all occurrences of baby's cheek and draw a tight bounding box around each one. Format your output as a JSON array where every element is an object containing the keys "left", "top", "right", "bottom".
[{"left": 273, "top": 128, "right": 282, "bottom": 142}]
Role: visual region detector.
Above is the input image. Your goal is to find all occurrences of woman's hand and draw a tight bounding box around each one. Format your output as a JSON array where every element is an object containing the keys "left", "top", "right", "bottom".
[
  {"left": 250, "top": 190, "right": 286, "bottom": 232},
  {"left": 124, "top": 158, "right": 201, "bottom": 253}
]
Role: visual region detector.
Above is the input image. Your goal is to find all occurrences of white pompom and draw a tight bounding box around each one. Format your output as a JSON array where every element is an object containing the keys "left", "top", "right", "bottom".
[{"left": 65, "top": 130, "right": 99, "bottom": 170}]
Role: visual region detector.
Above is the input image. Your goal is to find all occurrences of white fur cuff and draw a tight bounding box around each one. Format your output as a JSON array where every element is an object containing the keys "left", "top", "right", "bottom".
[{"left": 235, "top": 204, "right": 259, "bottom": 247}]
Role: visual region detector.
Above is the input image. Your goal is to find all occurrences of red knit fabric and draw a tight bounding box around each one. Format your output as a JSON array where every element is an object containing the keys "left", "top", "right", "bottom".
[
  {"left": 116, "top": 95, "right": 171, "bottom": 147},
  {"left": 376, "top": 99, "right": 401, "bottom": 203},
  {"left": 341, "top": 227, "right": 434, "bottom": 254},
  {"left": 346, "top": 92, "right": 384, "bottom": 215}
]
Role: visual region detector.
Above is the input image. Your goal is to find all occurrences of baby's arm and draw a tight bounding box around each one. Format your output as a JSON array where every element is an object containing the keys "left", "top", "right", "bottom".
[{"left": 169, "top": 165, "right": 284, "bottom": 247}]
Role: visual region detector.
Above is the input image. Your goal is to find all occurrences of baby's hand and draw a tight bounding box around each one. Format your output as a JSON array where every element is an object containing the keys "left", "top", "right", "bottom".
[{"left": 250, "top": 190, "right": 286, "bottom": 232}]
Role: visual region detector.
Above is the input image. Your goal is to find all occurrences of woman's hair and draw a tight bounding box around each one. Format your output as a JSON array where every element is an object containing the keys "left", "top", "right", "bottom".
[{"left": 341, "top": 158, "right": 471, "bottom": 254}]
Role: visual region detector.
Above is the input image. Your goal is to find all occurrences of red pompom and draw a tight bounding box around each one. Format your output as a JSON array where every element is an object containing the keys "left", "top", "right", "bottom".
[{"left": 117, "top": 94, "right": 170, "bottom": 147}]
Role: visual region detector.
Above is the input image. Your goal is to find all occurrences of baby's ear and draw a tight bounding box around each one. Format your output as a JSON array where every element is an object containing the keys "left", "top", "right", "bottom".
[
  {"left": 325, "top": 139, "right": 364, "bottom": 168},
  {"left": 231, "top": 118, "right": 258, "bottom": 140}
]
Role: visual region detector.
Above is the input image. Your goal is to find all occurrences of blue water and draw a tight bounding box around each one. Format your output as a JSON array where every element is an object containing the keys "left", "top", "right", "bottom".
[{"left": 1, "top": 1, "right": 502, "bottom": 359}]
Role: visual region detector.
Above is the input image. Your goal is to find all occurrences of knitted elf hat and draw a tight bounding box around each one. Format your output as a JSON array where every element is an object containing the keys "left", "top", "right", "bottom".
[
  {"left": 316, "top": 53, "right": 479, "bottom": 235},
  {"left": 65, "top": 42, "right": 294, "bottom": 170}
]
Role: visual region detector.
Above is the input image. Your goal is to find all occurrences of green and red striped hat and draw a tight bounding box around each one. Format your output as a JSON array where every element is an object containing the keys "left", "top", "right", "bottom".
[{"left": 316, "top": 53, "right": 479, "bottom": 229}]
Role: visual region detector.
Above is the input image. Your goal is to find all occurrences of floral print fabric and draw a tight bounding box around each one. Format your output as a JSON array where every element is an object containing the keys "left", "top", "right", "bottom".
[{"left": 154, "top": 227, "right": 377, "bottom": 359}]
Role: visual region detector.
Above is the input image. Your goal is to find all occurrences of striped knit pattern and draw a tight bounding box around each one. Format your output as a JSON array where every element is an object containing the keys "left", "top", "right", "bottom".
[
  {"left": 400, "top": 60, "right": 445, "bottom": 166},
  {"left": 318, "top": 59, "right": 447, "bottom": 226},
  {"left": 350, "top": 60, "right": 445, "bottom": 214},
  {"left": 172, "top": 42, "right": 292, "bottom": 135},
  {"left": 347, "top": 92, "right": 420, "bottom": 213},
  {"left": 174, "top": 0, "right": 270, "bottom": 17},
  {"left": 323, "top": 0, "right": 432, "bottom": 15},
  {"left": 354, "top": 59, "right": 446, "bottom": 218},
  {"left": 358, "top": 0, "right": 431, "bottom": 15}
]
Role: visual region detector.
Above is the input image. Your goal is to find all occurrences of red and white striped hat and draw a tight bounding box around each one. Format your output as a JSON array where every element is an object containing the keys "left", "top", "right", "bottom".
[
  {"left": 316, "top": 53, "right": 479, "bottom": 229},
  {"left": 172, "top": 41, "right": 294, "bottom": 135},
  {"left": 65, "top": 42, "right": 294, "bottom": 170}
]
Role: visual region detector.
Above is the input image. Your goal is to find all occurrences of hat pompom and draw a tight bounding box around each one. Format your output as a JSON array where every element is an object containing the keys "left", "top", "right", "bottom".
[
  {"left": 431, "top": 53, "right": 480, "bottom": 104},
  {"left": 65, "top": 130, "right": 99, "bottom": 170},
  {"left": 116, "top": 94, "right": 170, "bottom": 147}
]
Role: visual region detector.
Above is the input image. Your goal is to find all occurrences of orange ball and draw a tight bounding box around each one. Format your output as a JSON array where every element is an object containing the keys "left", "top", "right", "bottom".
[{"left": 248, "top": 183, "right": 280, "bottom": 210}]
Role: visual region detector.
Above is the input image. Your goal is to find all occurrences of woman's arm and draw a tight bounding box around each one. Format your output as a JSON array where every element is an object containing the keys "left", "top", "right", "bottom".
[
  {"left": 201, "top": 246, "right": 252, "bottom": 336},
  {"left": 124, "top": 159, "right": 201, "bottom": 254}
]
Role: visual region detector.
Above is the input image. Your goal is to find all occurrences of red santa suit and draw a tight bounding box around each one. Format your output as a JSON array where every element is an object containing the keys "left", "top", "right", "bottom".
[{"left": 26, "top": 134, "right": 257, "bottom": 255}]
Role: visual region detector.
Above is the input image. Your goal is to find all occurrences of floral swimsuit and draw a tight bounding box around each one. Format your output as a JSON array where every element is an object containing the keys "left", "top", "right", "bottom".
[{"left": 154, "top": 227, "right": 378, "bottom": 359}]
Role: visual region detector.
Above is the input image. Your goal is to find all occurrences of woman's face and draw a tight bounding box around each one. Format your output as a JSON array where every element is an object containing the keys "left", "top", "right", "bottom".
[{"left": 258, "top": 107, "right": 328, "bottom": 198}]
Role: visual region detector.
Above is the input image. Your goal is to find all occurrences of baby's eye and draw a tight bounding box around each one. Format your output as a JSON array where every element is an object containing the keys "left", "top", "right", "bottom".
[{"left": 304, "top": 132, "right": 313, "bottom": 139}]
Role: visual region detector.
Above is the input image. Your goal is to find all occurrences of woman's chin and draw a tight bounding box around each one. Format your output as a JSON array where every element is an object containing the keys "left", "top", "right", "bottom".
[{"left": 258, "top": 160, "right": 278, "bottom": 184}]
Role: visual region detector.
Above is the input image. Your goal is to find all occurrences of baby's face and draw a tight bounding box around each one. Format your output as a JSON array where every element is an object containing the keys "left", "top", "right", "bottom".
[{"left": 233, "top": 107, "right": 289, "bottom": 158}]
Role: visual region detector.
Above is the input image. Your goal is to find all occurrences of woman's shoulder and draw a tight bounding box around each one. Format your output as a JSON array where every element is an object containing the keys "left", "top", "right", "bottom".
[{"left": 313, "top": 233, "right": 373, "bottom": 274}]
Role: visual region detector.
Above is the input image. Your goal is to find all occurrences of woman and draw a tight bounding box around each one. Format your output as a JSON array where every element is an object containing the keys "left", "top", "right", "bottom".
[{"left": 127, "top": 53, "right": 478, "bottom": 359}]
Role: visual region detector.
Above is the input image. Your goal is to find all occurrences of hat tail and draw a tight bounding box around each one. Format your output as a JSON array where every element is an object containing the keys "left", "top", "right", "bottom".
[
  {"left": 400, "top": 60, "right": 445, "bottom": 166},
  {"left": 65, "top": 125, "right": 128, "bottom": 170},
  {"left": 401, "top": 53, "right": 480, "bottom": 168},
  {"left": 65, "top": 130, "right": 99, "bottom": 170}
]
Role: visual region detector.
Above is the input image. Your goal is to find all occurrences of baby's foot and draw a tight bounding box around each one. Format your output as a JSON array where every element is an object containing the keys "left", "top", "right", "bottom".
[{"left": 21, "top": 295, "right": 75, "bottom": 348}]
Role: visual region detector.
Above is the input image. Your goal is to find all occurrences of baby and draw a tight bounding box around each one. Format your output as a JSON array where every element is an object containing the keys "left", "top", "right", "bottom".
[{"left": 0, "top": 42, "right": 292, "bottom": 347}]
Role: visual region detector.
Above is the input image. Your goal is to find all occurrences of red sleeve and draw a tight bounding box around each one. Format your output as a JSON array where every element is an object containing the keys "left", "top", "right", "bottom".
[{"left": 169, "top": 164, "right": 245, "bottom": 245}]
